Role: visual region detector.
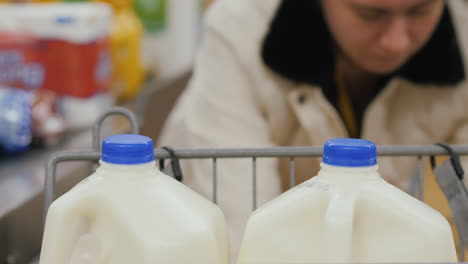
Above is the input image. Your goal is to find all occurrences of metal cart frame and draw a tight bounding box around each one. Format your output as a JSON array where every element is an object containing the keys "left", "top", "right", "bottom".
[{"left": 44, "top": 107, "right": 468, "bottom": 262}]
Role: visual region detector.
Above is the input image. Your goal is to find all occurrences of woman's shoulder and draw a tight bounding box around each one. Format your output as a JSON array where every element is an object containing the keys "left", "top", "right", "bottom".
[
  {"left": 447, "top": 1, "right": 468, "bottom": 81},
  {"left": 203, "top": 0, "right": 281, "bottom": 35},
  {"left": 448, "top": 1, "right": 468, "bottom": 48}
]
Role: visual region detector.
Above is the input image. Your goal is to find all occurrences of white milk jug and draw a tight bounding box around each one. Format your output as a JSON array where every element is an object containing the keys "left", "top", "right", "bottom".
[
  {"left": 39, "top": 134, "right": 230, "bottom": 264},
  {"left": 237, "top": 138, "right": 457, "bottom": 263}
]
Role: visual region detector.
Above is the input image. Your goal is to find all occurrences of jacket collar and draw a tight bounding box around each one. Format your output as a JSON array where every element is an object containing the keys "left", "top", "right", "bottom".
[{"left": 261, "top": 0, "right": 466, "bottom": 89}]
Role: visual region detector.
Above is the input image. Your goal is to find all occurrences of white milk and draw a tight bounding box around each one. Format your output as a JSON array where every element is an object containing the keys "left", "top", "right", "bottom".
[
  {"left": 237, "top": 138, "right": 457, "bottom": 263},
  {"left": 39, "top": 134, "right": 230, "bottom": 264}
]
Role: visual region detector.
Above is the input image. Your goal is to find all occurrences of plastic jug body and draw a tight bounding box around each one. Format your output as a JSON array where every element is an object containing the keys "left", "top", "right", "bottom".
[
  {"left": 237, "top": 139, "right": 457, "bottom": 263},
  {"left": 39, "top": 134, "right": 230, "bottom": 264}
]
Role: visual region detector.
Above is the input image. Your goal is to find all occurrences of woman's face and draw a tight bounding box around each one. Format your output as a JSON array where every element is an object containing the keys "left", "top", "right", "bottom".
[{"left": 321, "top": 0, "right": 445, "bottom": 74}]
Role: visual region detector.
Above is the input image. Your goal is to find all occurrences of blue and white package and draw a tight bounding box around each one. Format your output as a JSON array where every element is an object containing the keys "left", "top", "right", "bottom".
[{"left": 0, "top": 87, "right": 32, "bottom": 153}]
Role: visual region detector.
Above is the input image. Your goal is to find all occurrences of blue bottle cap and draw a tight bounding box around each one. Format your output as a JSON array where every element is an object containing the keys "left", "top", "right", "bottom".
[
  {"left": 102, "top": 134, "right": 154, "bottom": 165},
  {"left": 322, "top": 138, "right": 377, "bottom": 167}
]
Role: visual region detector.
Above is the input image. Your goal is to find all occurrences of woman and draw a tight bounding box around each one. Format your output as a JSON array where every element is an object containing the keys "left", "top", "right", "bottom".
[{"left": 159, "top": 0, "right": 468, "bottom": 256}]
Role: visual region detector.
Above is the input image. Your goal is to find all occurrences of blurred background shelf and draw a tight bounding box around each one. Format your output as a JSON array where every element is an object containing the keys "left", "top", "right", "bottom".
[
  {"left": 0, "top": 70, "right": 191, "bottom": 264},
  {"left": 0, "top": 0, "right": 205, "bottom": 261}
]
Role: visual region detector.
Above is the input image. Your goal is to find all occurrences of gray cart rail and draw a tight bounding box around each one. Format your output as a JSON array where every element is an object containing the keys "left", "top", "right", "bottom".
[{"left": 43, "top": 107, "right": 468, "bottom": 262}]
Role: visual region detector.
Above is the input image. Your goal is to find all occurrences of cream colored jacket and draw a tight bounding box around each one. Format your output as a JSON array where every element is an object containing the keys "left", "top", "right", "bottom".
[{"left": 160, "top": 0, "right": 468, "bottom": 256}]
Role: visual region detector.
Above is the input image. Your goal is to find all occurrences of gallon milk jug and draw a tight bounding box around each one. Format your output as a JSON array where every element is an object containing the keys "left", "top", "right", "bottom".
[
  {"left": 237, "top": 138, "right": 457, "bottom": 263},
  {"left": 39, "top": 134, "right": 230, "bottom": 264}
]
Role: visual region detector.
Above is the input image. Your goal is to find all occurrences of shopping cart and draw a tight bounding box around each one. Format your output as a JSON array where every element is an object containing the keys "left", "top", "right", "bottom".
[{"left": 43, "top": 107, "right": 468, "bottom": 262}]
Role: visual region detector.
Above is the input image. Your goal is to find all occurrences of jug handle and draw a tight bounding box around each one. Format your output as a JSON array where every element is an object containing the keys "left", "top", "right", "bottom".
[{"left": 324, "top": 192, "right": 357, "bottom": 263}]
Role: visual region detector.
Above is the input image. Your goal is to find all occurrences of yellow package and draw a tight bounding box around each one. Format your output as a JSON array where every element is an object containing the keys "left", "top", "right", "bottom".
[{"left": 95, "top": 0, "right": 145, "bottom": 101}]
